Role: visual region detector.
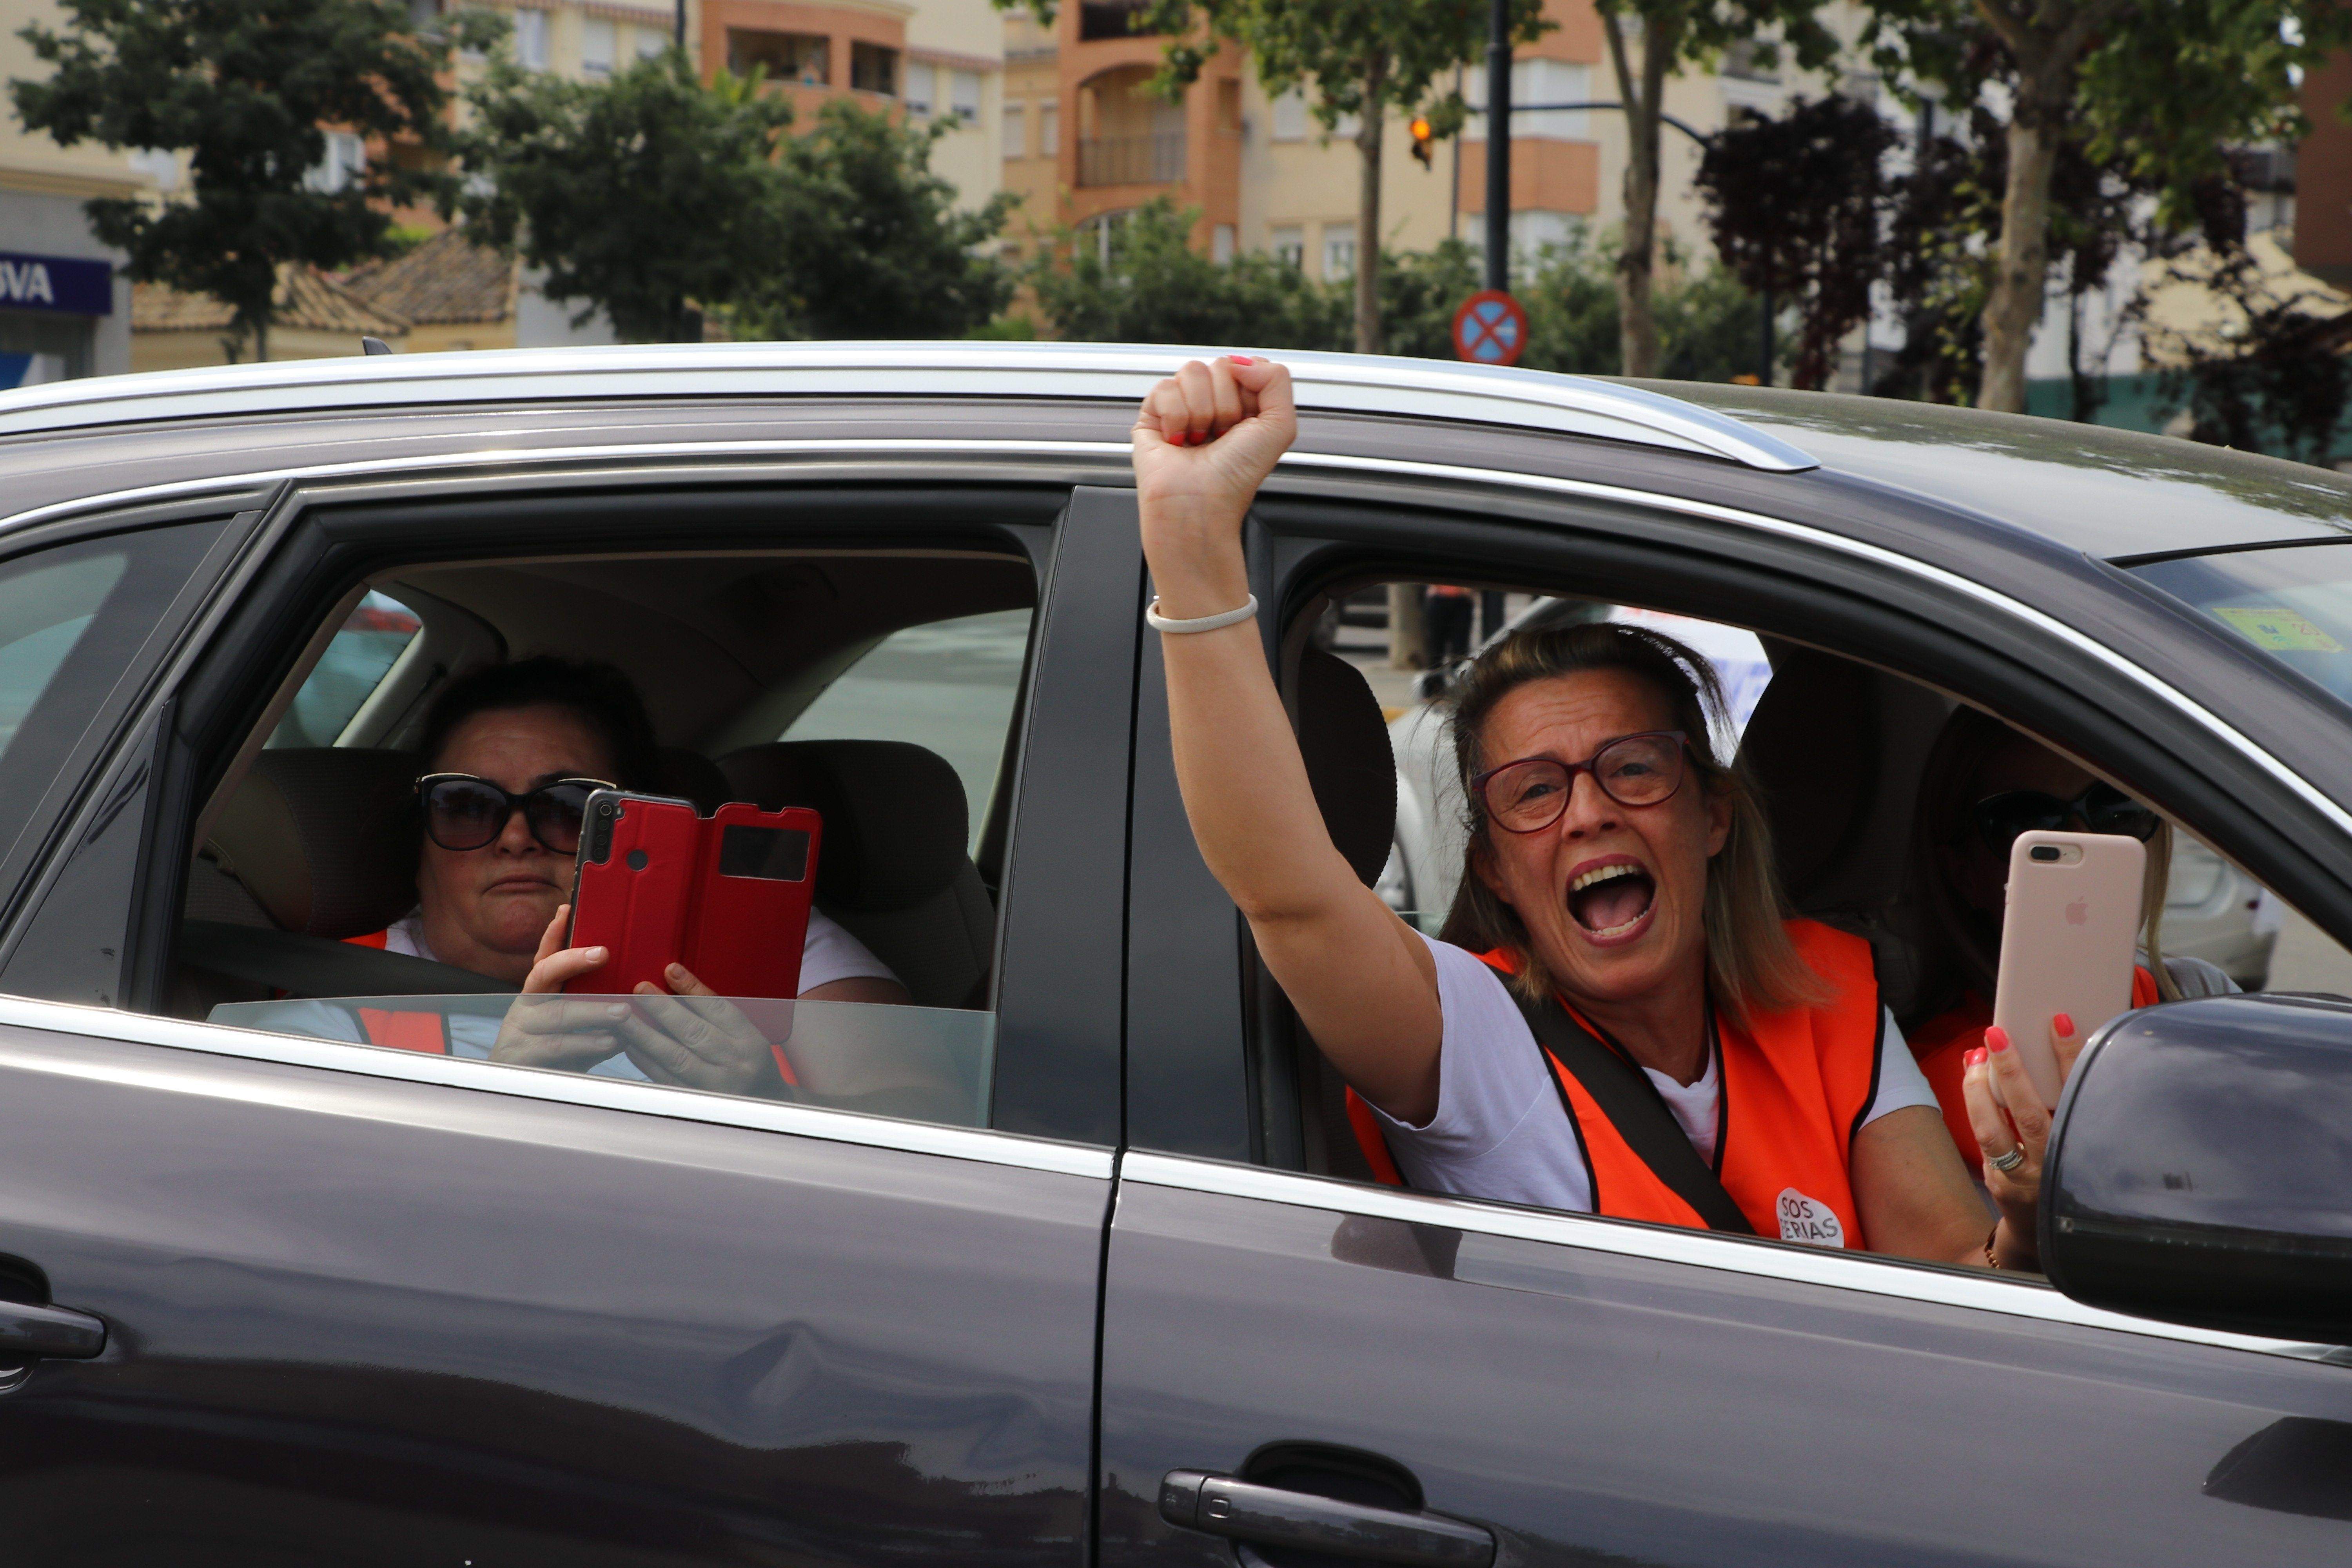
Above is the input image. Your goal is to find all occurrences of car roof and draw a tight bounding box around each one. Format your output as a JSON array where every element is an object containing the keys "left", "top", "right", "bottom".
[
  {"left": 1644, "top": 380, "right": 2352, "bottom": 559},
  {"left": 0, "top": 341, "right": 2344, "bottom": 563}
]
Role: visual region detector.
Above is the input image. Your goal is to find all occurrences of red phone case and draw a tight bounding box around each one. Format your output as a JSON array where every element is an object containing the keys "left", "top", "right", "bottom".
[{"left": 564, "top": 792, "right": 822, "bottom": 1000}]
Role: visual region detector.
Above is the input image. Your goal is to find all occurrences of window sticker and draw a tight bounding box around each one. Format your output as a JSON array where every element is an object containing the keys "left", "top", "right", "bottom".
[{"left": 2212, "top": 606, "right": 2346, "bottom": 653}]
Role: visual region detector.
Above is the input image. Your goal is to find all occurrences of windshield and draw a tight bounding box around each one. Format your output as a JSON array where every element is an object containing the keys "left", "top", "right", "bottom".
[
  {"left": 2129, "top": 544, "right": 2352, "bottom": 706},
  {"left": 209, "top": 993, "right": 996, "bottom": 1128}
]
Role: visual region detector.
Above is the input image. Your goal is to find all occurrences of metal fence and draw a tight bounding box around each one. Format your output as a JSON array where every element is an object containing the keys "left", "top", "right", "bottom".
[{"left": 1076, "top": 133, "right": 1186, "bottom": 187}]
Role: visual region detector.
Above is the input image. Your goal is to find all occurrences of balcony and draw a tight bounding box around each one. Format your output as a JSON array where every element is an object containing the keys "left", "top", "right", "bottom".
[
  {"left": 1078, "top": 2, "right": 1160, "bottom": 42},
  {"left": 1077, "top": 132, "right": 1185, "bottom": 186}
]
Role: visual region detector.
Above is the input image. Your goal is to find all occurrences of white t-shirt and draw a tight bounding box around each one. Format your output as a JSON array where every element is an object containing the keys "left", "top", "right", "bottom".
[
  {"left": 1368, "top": 931, "right": 1939, "bottom": 1218},
  {"left": 278, "top": 907, "right": 898, "bottom": 1082}
]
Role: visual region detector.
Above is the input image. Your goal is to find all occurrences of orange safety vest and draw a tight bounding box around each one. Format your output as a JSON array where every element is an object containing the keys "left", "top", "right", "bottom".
[
  {"left": 1347, "top": 918, "right": 1884, "bottom": 1248},
  {"left": 341, "top": 929, "right": 451, "bottom": 1054},
  {"left": 1908, "top": 966, "right": 2159, "bottom": 1176}
]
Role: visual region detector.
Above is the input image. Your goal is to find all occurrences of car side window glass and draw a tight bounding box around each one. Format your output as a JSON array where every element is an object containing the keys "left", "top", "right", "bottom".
[
  {"left": 268, "top": 592, "right": 421, "bottom": 748},
  {"left": 183, "top": 551, "right": 1038, "bottom": 1136},
  {"left": 0, "top": 548, "right": 126, "bottom": 757},
  {"left": 780, "top": 608, "right": 1032, "bottom": 855}
]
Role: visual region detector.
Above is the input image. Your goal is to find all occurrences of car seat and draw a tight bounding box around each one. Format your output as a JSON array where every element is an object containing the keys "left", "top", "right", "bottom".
[
  {"left": 1288, "top": 647, "right": 1398, "bottom": 1181},
  {"left": 1735, "top": 642, "right": 1954, "bottom": 1020},
  {"left": 194, "top": 747, "right": 423, "bottom": 938},
  {"left": 716, "top": 739, "right": 993, "bottom": 1011}
]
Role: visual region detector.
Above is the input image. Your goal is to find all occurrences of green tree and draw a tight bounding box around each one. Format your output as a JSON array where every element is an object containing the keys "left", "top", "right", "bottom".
[
  {"left": 1130, "top": 0, "right": 1551, "bottom": 355},
  {"left": 455, "top": 50, "right": 793, "bottom": 343},
  {"left": 11, "top": 0, "right": 486, "bottom": 361},
  {"left": 1025, "top": 199, "right": 1351, "bottom": 347},
  {"left": 1870, "top": 0, "right": 2351, "bottom": 411},
  {"left": 1595, "top": 0, "right": 1836, "bottom": 377},
  {"left": 732, "top": 99, "right": 1017, "bottom": 340}
]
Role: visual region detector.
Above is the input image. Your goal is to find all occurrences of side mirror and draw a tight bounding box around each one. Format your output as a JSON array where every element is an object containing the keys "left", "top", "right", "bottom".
[{"left": 2043, "top": 993, "right": 2352, "bottom": 1343}]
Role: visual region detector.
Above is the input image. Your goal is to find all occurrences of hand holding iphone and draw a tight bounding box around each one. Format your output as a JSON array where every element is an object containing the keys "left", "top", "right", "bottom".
[
  {"left": 565, "top": 791, "right": 822, "bottom": 999},
  {"left": 1991, "top": 828, "right": 2147, "bottom": 1107}
]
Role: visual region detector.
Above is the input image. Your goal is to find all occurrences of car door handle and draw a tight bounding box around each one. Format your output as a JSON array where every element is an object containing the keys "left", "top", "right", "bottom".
[
  {"left": 1160, "top": 1469, "right": 1494, "bottom": 1567},
  {"left": 0, "top": 1299, "right": 105, "bottom": 1361}
]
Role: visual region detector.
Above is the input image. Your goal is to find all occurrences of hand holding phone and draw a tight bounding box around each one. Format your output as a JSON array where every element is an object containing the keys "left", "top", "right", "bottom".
[{"left": 1990, "top": 829, "right": 2147, "bottom": 1107}]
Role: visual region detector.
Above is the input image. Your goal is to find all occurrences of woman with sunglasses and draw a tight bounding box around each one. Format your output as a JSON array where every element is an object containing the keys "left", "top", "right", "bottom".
[
  {"left": 1136, "top": 356, "right": 2035, "bottom": 1267},
  {"left": 1906, "top": 707, "right": 2234, "bottom": 1181},
  {"left": 345, "top": 657, "right": 908, "bottom": 1094}
]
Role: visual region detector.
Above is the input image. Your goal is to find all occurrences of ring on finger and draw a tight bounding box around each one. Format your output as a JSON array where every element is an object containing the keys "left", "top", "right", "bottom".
[{"left": 1987, "top": 1144, "right": 2027, "bottom": 1174}]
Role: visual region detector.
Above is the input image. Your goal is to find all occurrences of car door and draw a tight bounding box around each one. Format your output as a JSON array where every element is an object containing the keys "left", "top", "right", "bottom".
[
  {"left": 0, "top": 459, "right": 1142, "bottom": 1565},
  {"left": 1098, "top": 477, "right": 2352, "bottom": 1568}
]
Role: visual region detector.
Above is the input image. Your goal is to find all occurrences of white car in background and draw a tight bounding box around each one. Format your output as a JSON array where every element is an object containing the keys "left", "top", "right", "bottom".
[{"left": 1380, "top": 599, "right": 2278, "bottom": 987}]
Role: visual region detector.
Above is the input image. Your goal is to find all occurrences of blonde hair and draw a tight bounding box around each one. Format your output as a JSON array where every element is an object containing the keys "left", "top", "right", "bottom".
[
  {"left": 1436, "top": 620, "right": 1825, "bottom": 1026},
  {"left": 1909, "top": 706, "right": 2180, "bottom": 1017}
]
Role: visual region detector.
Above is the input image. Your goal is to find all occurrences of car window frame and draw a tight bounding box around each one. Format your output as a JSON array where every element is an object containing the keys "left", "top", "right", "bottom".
[{"left": 0, "top": 454, "right": 1135, "bottom": 1152}]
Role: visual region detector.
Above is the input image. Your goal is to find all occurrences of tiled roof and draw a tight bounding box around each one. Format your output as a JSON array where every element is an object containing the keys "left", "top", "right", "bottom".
[
  {"left": 132, "top": 264, "right": 411, "bottom": 336},
  {"left": 340, "top": 227, "right": 515, "bottom": 326}
]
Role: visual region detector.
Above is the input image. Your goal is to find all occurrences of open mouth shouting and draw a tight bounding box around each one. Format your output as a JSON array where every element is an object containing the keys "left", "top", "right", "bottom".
[{"left": 1566, "top": 856, "right": 1657, "bottom": 946}]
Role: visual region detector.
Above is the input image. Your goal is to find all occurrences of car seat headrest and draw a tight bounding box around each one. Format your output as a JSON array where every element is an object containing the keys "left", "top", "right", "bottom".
[
  {"left": 207, "top": 748, "right": 421, "bottom": 938},
  {"left": 1296, "top": 648, "right": 1396, "bottom": 888},
  {"left": 715, "top": 739, "right": 967, "bottom": 913},
  {"left": 654, "top": 747, "right": 730, "bottom": 814},
  {"left": 1737, "top": 645, "right": 1880, "bottom": 905}
]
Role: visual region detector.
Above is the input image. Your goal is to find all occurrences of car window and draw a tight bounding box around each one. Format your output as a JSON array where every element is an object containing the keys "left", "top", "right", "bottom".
[
  {"left": 0, "top": 547, "right": 125, "bottom": 759},
  {"left": 2128, "top": 544, "right": 2352, "bottom": 705},
  {"left": 177, "top": 550, "right": 1036, "bottom": 1138},
  {"left": 781, "top": 608, "right": 1031, "bottom": 855},
  {"left": 268, "top": 592, "right": 422, "bottom": 748}
]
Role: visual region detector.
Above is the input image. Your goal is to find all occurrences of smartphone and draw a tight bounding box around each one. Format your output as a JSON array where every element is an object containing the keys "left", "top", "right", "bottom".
[
  {"left": 564, "top": 790, "right": 823, "bottom": 1000},
  {"left": 1991, "top": 829, "right": 2147, "bottom": 1108}
]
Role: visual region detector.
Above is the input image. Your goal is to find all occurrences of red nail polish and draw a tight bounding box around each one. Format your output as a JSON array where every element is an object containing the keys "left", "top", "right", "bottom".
[
  {"left": 1965, "top": 1047, "right": 1986, "bottom": 1067},
  {"left": 1230, "top": 355, "right": 1255, "bottom": 365},
  {"left": 1985, "top": 1026, "right": 2011, "bottom": 1054},
  {"left": 2054, "top": 1012, "right": 2074, "bottom": 1036}
]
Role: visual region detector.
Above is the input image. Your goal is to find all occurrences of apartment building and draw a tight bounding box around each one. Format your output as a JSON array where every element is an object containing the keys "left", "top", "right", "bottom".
[
  {"left": 998, "top": 0, "right": 1786, "bottom": 287},
  {"left": 0, "top": 0, "right": 149, "bottom": 382}
]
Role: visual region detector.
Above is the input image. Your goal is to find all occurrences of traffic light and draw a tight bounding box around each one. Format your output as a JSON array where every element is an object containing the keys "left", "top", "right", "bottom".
[{"left": 1410, "top": 115, "right": 1434, "bottom": 168}]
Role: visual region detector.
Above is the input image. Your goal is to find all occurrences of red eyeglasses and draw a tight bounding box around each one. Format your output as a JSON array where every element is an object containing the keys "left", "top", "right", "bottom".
[{"left": 1470, "top": 731, "right": 1691, "bottom": 834}]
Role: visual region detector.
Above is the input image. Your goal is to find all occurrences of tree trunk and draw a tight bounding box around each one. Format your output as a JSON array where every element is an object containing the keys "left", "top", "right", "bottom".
[
  {"left": 1387, "top": 583, "right": 1427, "bottom": 669},
  {"left": 1977, "top": 72, "right": 2066, "bottom": 412},
  {"left": 253, "top": 314, "right": 270, "bottom": 365},
  {"left": 1606, "top": 15, "right": 1673, "bottom": 377},
  {"left": 1355, "top": 59, "right": 1388, "bottom": 355}
]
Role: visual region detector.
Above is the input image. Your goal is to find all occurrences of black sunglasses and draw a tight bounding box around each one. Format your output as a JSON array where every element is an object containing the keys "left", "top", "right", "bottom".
[
  {"left": 417, "top": 773, "right": 615, "bottom": 854},
  {"left": 1971, "top": 782, "right": 2159, "bottom": 853}
]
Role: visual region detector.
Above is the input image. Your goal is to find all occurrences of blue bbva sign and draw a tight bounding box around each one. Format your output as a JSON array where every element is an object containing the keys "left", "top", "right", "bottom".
[{"left": 0, "top": 252, "right": 113, "bottom": 315}]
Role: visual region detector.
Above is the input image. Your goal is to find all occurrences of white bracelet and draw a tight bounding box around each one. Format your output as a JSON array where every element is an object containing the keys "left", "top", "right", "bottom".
[{"left": 1145, "top": 594, "right": 1259, "bottom": 633}]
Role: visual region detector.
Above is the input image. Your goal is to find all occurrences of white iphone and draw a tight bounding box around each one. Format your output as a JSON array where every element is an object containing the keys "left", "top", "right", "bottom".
[{"left": 1991, "top": 829, "right": 2147, "bottom": 1108}]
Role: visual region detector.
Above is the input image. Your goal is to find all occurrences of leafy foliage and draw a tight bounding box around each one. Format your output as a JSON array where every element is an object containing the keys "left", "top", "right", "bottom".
[
  {"left": 1025, "top": 202, "right": 1761, "bottom": 383},
  {"left": 455, "top": 51, "right": 796, "bottom": 343},
  {"left": 12, "top": 0, "right": 486, "bottom": 358},
  {"left": 1696, "top": 96, "right": 1896, "bottom": 390},
  {"left": 732, "top": 100, "right": 1017, "bottom": 340},
  {"left": 2146, "top": 237, "right": 2352, "bottom": 467}
]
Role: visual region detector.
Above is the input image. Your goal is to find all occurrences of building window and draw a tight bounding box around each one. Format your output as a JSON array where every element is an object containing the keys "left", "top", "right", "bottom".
[
  {"left": 950, "top": 69, "right": 982, "bottom": 123},
  {"left": 1212, "top": 224, "right": 1235, "bottom": 263},
  {"left": 1723, "top": 40, "right": 1780, "bottom": 83},
  {"left": 730, "top": 30, "right": 829, "bottom": 87},
  {"left": 851, "top": 42, "right": 898, "bottom": 95},
  {"left": 1466, "top": 60, "right": 1592, "bottom": 140},
  {"left": 1322, "top": 227, "right": 1356, "bottom": 279},
  {"left": 1271, "top": 90, "right": 1308, "bottom": 142},
  {"left": 904, "top": 62, "right": 935, "bottom": 115},
  {"left": 512, "top": 7, "right": 548, "bottom": 70},
  {"left": 1039, "top": 101, "right": 1059, "bottom": 155},
  {"left": 636, "top": 25, "right": 667, "bottom": 61},
  {"left": 1271, "top": 226, "right": 1304, "bottom": 267},
  {"left": 304, "top": 131, "right": 366, "bottom": 194},
  {"left": 1004, "top": 102, "right": 1026, "bottom": 157},
  {"left": 1078, "top": 2, "right": 1160, "bottom": 41},
  {"left": 581, "top": 18, "right": 615, "bottom": 77}
]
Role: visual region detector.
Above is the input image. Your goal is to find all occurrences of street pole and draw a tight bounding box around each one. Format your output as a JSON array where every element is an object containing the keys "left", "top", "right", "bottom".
[
  {"left": 1484, "top": 0, "right": 1510, "bottom": 292},
  {"left": 675, "top": 0, "right": 686, "bottom": 50}
]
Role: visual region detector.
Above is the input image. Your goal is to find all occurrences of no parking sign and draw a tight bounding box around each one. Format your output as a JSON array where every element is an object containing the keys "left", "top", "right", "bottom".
[{"left": 1452, "top": 289, "right": 1528, "bottom": 366}]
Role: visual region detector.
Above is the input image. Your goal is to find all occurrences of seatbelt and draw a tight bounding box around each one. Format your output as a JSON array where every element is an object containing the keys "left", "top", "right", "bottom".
[{"left": 1514, "top": 993, "right": 1757, "bottom": 1236}]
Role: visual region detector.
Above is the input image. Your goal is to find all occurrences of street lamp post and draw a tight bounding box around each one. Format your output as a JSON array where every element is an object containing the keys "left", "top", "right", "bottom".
[{"left": 1484, "top": 0, "right": 1511, "bottom": 292}]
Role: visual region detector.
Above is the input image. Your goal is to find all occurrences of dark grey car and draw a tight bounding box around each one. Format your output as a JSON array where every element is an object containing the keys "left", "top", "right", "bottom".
[{"left": 0, "top": 344, "right": 2343, "bottom": 1566}]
